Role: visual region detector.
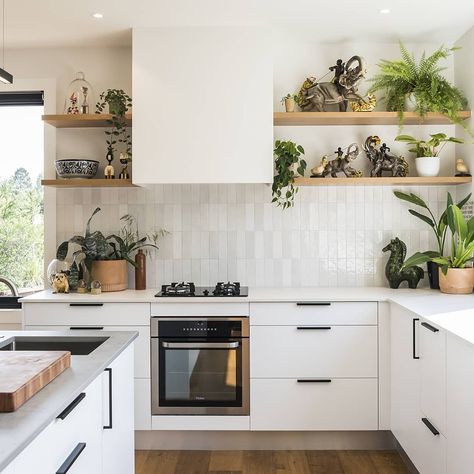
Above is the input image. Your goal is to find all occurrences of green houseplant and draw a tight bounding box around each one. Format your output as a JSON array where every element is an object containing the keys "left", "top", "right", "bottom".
[
  {"left": 272, "top": 140, "right": 307, "bottom": 209},
  {"left": 281, "top": 93, "right": 298, "bottom": 113},
  {"left": 96, "top": 89, "right": 132, "bottom": 160},
  {"left": 369, "top": 43, "right": 468, "bottom": 127},
  {"left": 395, "top": 133, "right": 463, "bottom": 177},
  {"left": 397, "top": 192, "right": 474, "bottom": 292}
]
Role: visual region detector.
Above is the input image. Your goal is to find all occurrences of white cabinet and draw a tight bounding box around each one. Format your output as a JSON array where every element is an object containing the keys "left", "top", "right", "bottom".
[
  {"left": 446, "top": 334, "right": 474, "bottom": 474},
  {"left": 251, "top": 378, "right": 378, "bottom": 431},
  {"left": 132, "top": 27, "right": 273, "bottom": 184},
  {"left": 102, "top": 344, "right": 135, "bottom": 474}
]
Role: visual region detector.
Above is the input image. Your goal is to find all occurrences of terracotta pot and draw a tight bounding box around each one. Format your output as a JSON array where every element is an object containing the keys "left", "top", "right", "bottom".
[
  {"left": 438, "top": 267, "right": 474, "bottom": 294},
  {"left": 285, "top": 98, "right": 296, "bottom": 113},
  {"left": 91, "top": 260, "right": 128, "bottom": 292}
]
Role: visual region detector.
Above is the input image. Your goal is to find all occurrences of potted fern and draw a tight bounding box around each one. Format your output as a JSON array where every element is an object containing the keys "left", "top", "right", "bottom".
[
  {"left": 369, "top": 43, "right": 468, "bottom": 127},
  {"left": 395, "top": 133, "right": 463, "bottom": 177}
]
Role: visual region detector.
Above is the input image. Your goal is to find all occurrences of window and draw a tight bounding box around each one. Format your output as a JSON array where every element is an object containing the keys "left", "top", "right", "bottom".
[{"left": 0, "top": 91, "right": 44, "bottom": 295}]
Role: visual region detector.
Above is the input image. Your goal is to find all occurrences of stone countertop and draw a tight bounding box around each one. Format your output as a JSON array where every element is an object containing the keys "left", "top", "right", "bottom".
[{"left": 0, "top": 330, "right": 137, "bottom": 471}]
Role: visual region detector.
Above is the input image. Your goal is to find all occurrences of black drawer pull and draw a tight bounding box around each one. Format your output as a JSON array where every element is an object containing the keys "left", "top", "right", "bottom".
[
  {"left": 57, "top": 393, "right": 86, "bottom": 420},
  {"left": 69, "top": 303, "right": 104, "bottom": 307},
  {"left": 69, "top": 326, "right": 104, "bottom": 330},
  {"left": 421, "top": 322, "right": 439, "bottom": 333},
  {"left": 296, "top": 302, "right": 331, "bottom": 306},
  {"left": 297, "top": 326, "right": 331, "bottom": 330},
  {"left": 413, "top": 318, "right": 420, "bottom": 360},
  {"left": 104, "top": 367, "right": 113, "bottom": 429},
  {"left": 297, "top": 379, "right": 332, "bottom": 383},
  {"left": 56, "top": 442, "right": 86, "bottom": 474},
  {"left": 421, "top": 417, "right": 440, "bottom": 436}
]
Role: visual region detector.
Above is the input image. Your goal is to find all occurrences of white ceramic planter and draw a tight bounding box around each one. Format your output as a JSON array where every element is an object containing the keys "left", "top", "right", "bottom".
[{"left": 415, "top": 156, "right": 440, "bottom": 177}]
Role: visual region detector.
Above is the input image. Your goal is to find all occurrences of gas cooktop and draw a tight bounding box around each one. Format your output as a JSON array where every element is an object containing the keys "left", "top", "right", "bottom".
[{"left": 155, "top": 282, "right": 248, "bottom": 297}]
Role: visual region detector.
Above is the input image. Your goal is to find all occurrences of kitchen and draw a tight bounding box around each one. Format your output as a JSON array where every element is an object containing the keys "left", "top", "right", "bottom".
[{"left": 0, "top": 0, "right": 473, "bottom": 473}]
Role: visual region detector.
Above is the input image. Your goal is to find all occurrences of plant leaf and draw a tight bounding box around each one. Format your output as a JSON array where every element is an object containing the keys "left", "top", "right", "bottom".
[{"left": 408, "top": 209, "right": 435, "bottom": 228}]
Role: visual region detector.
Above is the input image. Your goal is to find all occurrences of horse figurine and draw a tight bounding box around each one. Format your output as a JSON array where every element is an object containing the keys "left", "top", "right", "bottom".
[{"left": 382, "top": 238, "right": 424, "bottom": 289}]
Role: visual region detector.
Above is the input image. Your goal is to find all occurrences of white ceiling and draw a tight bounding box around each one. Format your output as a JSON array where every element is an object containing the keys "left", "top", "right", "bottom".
[{"left": 4, "top": 0, "right": 474, "bottom": 49}]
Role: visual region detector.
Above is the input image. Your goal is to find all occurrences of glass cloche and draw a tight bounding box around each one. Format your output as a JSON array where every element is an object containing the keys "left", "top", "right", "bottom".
[{"left": 63, "top": 72, "right": 95, "bottom": 115}]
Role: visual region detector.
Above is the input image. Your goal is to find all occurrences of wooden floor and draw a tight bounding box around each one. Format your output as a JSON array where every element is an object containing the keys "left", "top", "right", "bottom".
[{"left": 135, "top": 450, "right": 409, "bottom": 473}]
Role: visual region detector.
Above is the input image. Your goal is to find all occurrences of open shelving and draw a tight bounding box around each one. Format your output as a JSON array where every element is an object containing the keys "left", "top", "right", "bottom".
[
  {"left": 294, "top": 176, "right": 472, "bottom": 186},
  {"left": 41, "top": 179, "right": 136, "bottom": 188},
  {"left": 274, "top": 111, "right": 471, "bottom": 126},
  {"left": 42, "top": 113, "right": 132, "bottom": 128}
]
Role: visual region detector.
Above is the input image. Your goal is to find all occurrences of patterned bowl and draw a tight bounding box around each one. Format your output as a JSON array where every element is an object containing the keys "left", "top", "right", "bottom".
[{"left": 55, "top": 159, "right": 99, "bottom": 179}]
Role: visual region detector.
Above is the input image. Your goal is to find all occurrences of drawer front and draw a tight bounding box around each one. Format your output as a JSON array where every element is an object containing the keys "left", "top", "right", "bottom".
[
  {"left": 250, "top": 302, "right": 377, "bottom": 326},
  {"left": 23, "top": 302, "right": 150, "bottom": 326},
  {"left": 251, "top": 378, "right": 378, "bottom": 431},
  {"left": 412, "top": 415, "right": 447, "bottom": 474},
  {"left": 151, "top": 302, "right": 249, "bottom": 317},
  {"left": 25, "top": 325, "right": 150, "bottom": 378},
  {"left": 251, "top": 325, "right": 377, "bottom": 378},
  {"left": 135, "top": 378, "right": 151, "bottom": 430}
]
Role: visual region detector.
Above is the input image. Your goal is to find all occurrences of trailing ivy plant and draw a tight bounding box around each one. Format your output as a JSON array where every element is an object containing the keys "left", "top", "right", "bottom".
[
  {"left": 369, "top": 43, "right": 468, "bottom": 129},
  {"left": 272, "top": 140, "right": 306, "bottom": 209},
  {"left": 96, "top": 89, "right": 132, "bottom": 158}
]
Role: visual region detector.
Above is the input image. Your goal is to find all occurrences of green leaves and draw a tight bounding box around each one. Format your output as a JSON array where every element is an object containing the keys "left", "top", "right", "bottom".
[
  {"left": 393, "top": 191, "right": 428, "bottom": 209},
  {"left": 401, "top": 251, "right": 439, "bottom": 270},
  {"left": 395, "top": 133, "right": 463, "bottom": 157},
  {"left": 408, "top": 209, "right": 434, "bottom": 228}
]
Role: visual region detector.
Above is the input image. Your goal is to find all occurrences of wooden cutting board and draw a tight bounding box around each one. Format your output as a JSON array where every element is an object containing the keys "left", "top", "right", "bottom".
[{"left": 0, "top": 351, "right": 71, "bottom": 412}]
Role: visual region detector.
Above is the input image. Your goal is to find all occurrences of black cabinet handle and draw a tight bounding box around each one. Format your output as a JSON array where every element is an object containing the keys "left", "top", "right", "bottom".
[
  {"left": 296, "top": 302, "right": 331, "bottom": 306},
  {"left": 413, "top": 318, "right": 420, "bottom": 360},
  {"left": 69, "top": 303, "right": 104, "bottom": 307},
  {"left": 297, "top": 379, "right": 332, "bottom": 383},
  {"left": 56, "top": 443, "right": 86, "bottom": 474},
  {"left": 421, "top": 417, "right": 440, "bottom": 436},
  {"left": 57, "top": 393, "right": 86, "bottom": 420},
  {"left": 103, "top": 367, "right": 113, "bottom": 429},
  {"left": 69, "top": 326, "right": 104, "bottom": 330},
  {"left": 421, "top": 322, "right": 439, "bottom": 333},
  {"left": 297, "top": 326, "right": 331, "bottom": 330}
]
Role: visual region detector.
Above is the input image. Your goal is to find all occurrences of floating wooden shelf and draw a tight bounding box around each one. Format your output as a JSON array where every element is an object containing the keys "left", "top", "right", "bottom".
[
  {"left": 294, "top": 176, "right": 472, "bottom": 186},
  {"left": 274, "top": 111, "right": 471, "bottom": 126},
  {"left": 42, "top": 114, "right": 132, "bottom": 128},
  {"left": 41, "top": 179, "right": 136, "bottom": 188}
]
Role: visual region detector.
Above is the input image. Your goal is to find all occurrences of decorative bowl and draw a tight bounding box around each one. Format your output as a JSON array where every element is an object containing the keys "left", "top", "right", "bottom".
[{"left": 55, "top": 159, "right": 99, "bottom": 179}]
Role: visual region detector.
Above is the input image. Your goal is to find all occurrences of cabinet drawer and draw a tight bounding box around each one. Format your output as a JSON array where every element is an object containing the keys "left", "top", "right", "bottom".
[
  {"left": 251, "top": 325, "right": 377, "bottom": 378},
  {"left": 412, "top": 415, "right": 446, "bottom": 474},
  {"left": 151, "top": 302, "right": 249, "bottom": 317},
  {"left": 23, "top": 302, "right": 150, "bottom": 326},
  {"left": 251, "top": 378, "right": 378, "bottom": 431},
  {"left": 25, "top": 325, "right": 149, "bottom": 379},
  {"left": 250, "top": 302, "right": 377, "bottom": 326},
  {"left": 420, "top": 319, "right": 446, "bottom": 435}
]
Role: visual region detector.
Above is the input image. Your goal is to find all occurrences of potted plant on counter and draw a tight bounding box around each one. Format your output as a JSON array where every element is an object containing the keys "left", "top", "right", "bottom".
[
  {"left": 369, "top": 43, "right": 469, "bottom": 128},
  {"left": 272, "top": 140, "right": 307, "bottom": 209},
  {"left": 394, "top": 190, "right": 471, "bottom": 288},
  {"left": 400, "top": 194, "right": 474, "bottom": 294},
  {"left": 280, "top": 93, "right": 298, "bottom": 113},
  {"left": 395, "top": 133, "right": 463, "bottom": 177}
]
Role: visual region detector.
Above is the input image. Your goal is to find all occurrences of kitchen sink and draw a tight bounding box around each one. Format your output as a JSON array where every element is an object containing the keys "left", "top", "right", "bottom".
[
  {"left": 0, "top": 296, "right": 21, "bottom": 309},
  {"left": 0, "top": 336, "right": 108, "bottom": 355}
]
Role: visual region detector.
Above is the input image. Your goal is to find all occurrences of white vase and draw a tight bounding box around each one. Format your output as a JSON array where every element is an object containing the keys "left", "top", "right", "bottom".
[{"left": 415, "top": 156, "right": 440, "bottom": 177}]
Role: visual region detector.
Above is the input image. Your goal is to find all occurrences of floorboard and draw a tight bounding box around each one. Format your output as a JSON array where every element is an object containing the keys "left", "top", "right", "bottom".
[{"left": 135, "top": 450, "right": 409, "bottom": 473}]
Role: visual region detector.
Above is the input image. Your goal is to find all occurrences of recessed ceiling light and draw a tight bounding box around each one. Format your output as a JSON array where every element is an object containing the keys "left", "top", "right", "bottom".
[
  {"left": 92, "top": 13, "right": 103, "bottom": 19},
  {"left": 379, "top": 8, "right": 391, "bottom": 14}
]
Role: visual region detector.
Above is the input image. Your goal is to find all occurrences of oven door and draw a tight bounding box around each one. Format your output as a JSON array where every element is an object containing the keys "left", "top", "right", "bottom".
[{"left": 152, "top": 337, "right": 249, "bottom": 415}]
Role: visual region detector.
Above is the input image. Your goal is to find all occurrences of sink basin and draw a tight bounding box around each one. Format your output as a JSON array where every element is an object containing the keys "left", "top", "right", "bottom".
[
  {"left": 0, "top": 336, "right": 108, "bottom": 355},
  {"left": 0, "top": 296, "right": 21, "bottom": 309}
]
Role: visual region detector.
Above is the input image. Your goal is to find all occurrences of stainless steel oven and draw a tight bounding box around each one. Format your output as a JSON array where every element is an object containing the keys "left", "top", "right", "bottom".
[{"left": 151, "top": 317, "right": 249, "bottom": 415}]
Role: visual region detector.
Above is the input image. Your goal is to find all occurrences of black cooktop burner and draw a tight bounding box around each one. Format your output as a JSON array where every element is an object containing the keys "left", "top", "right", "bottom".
[{"left": 156, "top": 282, "right": 248, "bottom": 297}]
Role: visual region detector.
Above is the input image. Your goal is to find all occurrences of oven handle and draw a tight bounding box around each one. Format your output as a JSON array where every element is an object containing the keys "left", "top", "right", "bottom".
[{"left": 161, "top": 341, "right": 240, "bottom": 349}]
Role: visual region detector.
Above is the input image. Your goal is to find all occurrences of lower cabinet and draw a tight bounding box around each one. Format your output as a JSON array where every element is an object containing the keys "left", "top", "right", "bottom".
[
  {"left": 2, "top": 345, "right": 134, "bottom": 474},
  {"left": 251, "top": 378, "right": 378, "bottom": 431}
]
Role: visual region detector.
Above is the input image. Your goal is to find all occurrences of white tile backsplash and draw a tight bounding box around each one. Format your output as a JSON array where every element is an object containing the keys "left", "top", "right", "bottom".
[{"left": 56, "top": 184, "right": 455, "bottom": 288}]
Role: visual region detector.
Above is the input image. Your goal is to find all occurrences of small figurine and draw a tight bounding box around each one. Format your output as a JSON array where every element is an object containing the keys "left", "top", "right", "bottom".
[
  {"left": 76, "top": 279, "right": 88, "bottom": 294},
  {"left": 320, "top": 143, "right": 362, "bottom": 178},
  {"left": 350, "top": 93, "right": 377, "bottom": 112},
  {"left": 455, "top": 158, "right": 471, "bottom": 177},
  {"left": 382, "top": 238, "right": 424, "bottom": 289},
  {"left": 51, "top": 272, "right": 70, "bottom": 294},
  {"left": 81, "top": 86, "right": 89, "bottom": 114},
  {"left": 311, "top": 156, "right": 329, "bottom": 177},
  {"left": 104, "top": 146, "right": 115, "bottom": 179},
  {"left": 364, "top": 136, "right": 408, "bottom": 177},
  {"left": 90, "top": 280, "right": 102, "bottom": 295},
  {"left": 66, "top": 92, "right": 79, "bottom": 114},
  {"left": 297, "top": 56, "right": 367, "bottom": 112},
  {"left": 119, "top": 153, "right": 130, "bottom": 179}
]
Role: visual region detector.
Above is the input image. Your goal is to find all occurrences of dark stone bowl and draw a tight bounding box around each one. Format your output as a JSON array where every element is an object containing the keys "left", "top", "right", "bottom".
[{"left": 55, "top": 159, "right": 99, "bottom": 179}]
